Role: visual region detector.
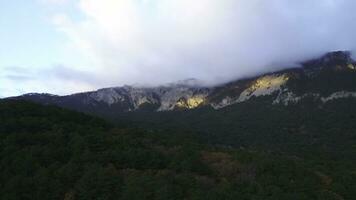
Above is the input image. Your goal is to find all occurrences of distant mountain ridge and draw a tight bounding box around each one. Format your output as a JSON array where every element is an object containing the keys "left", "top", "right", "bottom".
[{"left": 9, "top": 51, "right": 356, "bottom": 115}]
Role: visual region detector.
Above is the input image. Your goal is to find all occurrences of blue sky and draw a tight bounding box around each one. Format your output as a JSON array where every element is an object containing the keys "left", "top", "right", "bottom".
[
  {"left": 1, "top": 1, "right": 65, "bottom": 68},
  {"left": 1, "top": 0, "right": 356, "bottom": 97},
  {"left": 0, "top": 1, "right": 63, "bottom": 96}
]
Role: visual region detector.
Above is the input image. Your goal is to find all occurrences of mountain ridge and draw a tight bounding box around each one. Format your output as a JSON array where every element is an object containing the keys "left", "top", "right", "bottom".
[{"left": 8, "top": 51, "right": 356, "bottom": 114}]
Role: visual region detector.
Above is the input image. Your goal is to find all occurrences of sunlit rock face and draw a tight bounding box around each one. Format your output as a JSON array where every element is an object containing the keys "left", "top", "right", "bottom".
[
  {"left": 175, "top": 96, "right": 206, "bottom": 109},
  {"left": 211, "top": 74, "right": 290, "bottom": 109},
  {"left": 237, "top": 74, "right": 289, "bottom": 102},
  {"left": 347, "top": 64, "right": 356, "bottom": 70},
  {"left": 156, "top": 87, "right": 210, "bottom": 111}
]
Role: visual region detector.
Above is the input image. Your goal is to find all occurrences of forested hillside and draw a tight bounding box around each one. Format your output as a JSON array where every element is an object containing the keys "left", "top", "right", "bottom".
[
  {"left": 1, "top": 100, "right": 355, "bottom": 199},
  {"left": 114, "top": 97, "right": 356, "bottom": 157}
]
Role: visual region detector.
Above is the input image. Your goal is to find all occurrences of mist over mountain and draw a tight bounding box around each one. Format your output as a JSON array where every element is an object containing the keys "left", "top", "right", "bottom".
[{"left": 10, "top": 51, "right": 356, "bottom": 117}]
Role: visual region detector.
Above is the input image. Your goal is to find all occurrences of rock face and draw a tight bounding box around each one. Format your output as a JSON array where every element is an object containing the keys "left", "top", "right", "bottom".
[
  {"left": 15, "top": 84, "right": 211, "bottom": 113},
  {"left": 9, "top": 51, "right": 356, "bottom": 114},
  {"left": 210, "top": 74, "right": 290, "bottom": 109}
]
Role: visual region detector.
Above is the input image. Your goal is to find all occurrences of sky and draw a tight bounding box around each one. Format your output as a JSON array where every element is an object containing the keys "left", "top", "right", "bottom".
[{"left": 1, "top": 0, "right": 356, "bottom": 97}]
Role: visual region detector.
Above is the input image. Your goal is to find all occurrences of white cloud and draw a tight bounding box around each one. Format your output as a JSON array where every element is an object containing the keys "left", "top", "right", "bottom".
[
  {"left": 53, "top": 1, "right": 226, "bottom": 84},
  {"left": 39, "top": 0, "right": 70, "bottom": 5},
  {"left": 53, "top": 0, "right": 356, "bottom": 88}
]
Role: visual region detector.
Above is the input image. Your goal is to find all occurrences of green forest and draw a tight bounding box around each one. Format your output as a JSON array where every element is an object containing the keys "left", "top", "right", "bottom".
[{"left": 1, "top": 100, "right": 356, "bottom": 199}]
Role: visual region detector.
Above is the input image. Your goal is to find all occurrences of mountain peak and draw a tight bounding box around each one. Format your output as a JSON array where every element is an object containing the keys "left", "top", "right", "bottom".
[
  {"left": 302, "top": 51, "right": 354, "bottom": 69},
  {"left": 319, "top": 51, "right": 352, "bottom": 64}
]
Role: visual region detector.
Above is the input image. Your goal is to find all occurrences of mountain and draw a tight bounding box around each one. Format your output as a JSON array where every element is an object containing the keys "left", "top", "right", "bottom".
[
  {"left": 8, "top": 51, "right": 356, "bottom": 116},
  {"left": 2, "top": 52, "right": 356, "bottom": 199}
]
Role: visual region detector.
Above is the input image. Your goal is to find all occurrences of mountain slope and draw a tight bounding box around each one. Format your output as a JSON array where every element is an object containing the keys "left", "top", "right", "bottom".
[
  {"left": 3, "top": 100, "right": 353, "bottom": 199},
  {"left": 9, "top": 51, "right": 356, "bottom": 116},
  {"left": 209, "top": 51, "right": 356, "bottom": 108}
]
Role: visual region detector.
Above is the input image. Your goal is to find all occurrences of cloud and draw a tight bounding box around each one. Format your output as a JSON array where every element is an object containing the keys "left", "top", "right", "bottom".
[
  {"left": 51, "top": 0, "right": 356, "bottom": 88},
  {"left": 38, "top": 0, "right": 70, "bottom": 5}
]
